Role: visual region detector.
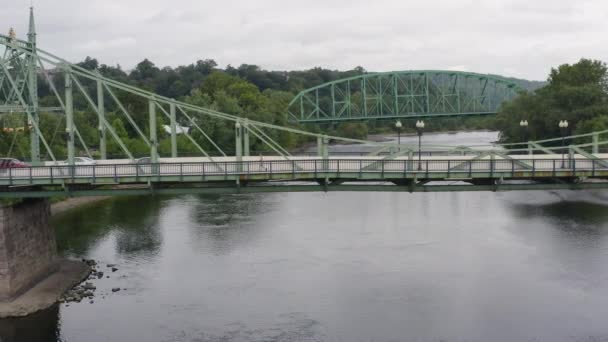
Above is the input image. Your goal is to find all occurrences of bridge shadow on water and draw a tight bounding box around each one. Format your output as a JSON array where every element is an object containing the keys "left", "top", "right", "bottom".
[
  {"left": 503, "top": 191, "right": 608, "bottom": 283},
  {"left": 507, "top": 192, "right": 608, "bottom": 231}
]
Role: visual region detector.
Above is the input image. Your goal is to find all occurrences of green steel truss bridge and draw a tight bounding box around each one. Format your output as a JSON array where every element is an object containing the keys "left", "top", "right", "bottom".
[
  {"left": 3, "top": 9, "right": 608, "bottom": 198},
  {"left": 287, "top": 71, "right": 521, "bottom": 123}
]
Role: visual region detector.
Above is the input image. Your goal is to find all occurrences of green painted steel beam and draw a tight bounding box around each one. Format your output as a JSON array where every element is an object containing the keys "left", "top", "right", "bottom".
[
  {"left": 149, "top": 99, "right": 158, "bottom": 163},
  {"left": 288, "top": 70, "right": 522, "bottom": 123},
  {"left": 27, "top": 11, "right": 39, "bottom": 163},
  {"left": 65, "top": 71, "right": 75, "bottom": 165},
  {"left": 170, "top": 102, "right": 177, "bottom": 158},
  {"left": 296, "top": 112, "right": 497, "bottom": 123},
  {"left": 97, "top": 73, "right": 107, "bottom": 159},
  {"left": 0, "top": 163, "right": 605, "bottom": 187},
  {"left": 70, "top": 74, "right": 133, "bottom": 160},
  {"left": 2, "top": 181, "right": 608, "bottom": 198}
]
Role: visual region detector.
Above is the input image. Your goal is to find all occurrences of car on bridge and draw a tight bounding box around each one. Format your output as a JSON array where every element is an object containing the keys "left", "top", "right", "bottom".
[
  {"left": 58, "top": 157, "right": 97, "bottom": 165},
  {"left": 0, "top": 158, "right": 29, "bottom": 172},
  {"left": 0, "top": 158, "right": 30, "bottom": 170}
]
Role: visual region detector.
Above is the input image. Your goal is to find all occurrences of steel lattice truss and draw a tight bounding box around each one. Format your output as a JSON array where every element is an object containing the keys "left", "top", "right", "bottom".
[
  {"left": 0, "top": 10, "right": 380, "bottom": 165},
  {"left": 288, "top": 71, "right": 521, "bottom": 123},
  {"left": 3, "top": 9, "right": 608, "bottom": 171}
]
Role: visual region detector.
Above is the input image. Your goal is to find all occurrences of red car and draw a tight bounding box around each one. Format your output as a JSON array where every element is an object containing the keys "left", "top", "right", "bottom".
[{"left": 0, "top": 158, "right": 30, "bottom": 170}]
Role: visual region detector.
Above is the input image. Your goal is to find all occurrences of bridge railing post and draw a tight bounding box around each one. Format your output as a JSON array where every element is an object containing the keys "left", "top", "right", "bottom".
[
  {"left": 447, "top": 160, "right": 451, "bottom": 178},
  {"left": 407, "top": 150, "right": 413, "bottom": 171},
  {"left": 490, "top": 154, "right": 495, "bottom": 179},
  {"left": 269, "top": 161, "right": 273, "bottom": 179}
]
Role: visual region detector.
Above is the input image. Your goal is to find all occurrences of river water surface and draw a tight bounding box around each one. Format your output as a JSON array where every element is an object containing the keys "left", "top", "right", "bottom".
[{"left": 3, "top": 132, "right": 608, "bottom": 342}]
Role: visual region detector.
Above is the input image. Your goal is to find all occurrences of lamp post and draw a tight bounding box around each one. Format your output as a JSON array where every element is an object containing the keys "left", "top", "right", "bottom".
[
  {"left": 519, "top": 120, "right": 528, "bottom": 154},
  {"left": 416, "top": 120, "right": 425, "bottom": 170},
  {"left": 559, "top": 120, "right": 569, "bottom": 168},
  {"left": 395, "top": 120, "right": 402, "bottom": 150}
]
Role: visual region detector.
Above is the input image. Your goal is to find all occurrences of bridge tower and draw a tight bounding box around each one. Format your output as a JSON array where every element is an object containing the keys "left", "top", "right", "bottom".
[
  {"left": 0, "top": 7, "right": 41, "bottom": 163},
  {"left": 27, "top": 7, "right": 40, "bottom": 163}
]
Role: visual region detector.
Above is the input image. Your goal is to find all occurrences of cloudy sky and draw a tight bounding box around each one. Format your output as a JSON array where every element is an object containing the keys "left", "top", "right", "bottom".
[{"left": 3, "top": 0, "right": 608, "bottom": 81}]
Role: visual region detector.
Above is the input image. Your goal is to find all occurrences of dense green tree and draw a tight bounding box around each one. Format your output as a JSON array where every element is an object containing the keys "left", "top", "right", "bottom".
[
  {"left": 12, "top": 54, "right": 555, "bottom": 161},
  {"left": 495, "top": 59, "right": 608, "bottom": 144}
]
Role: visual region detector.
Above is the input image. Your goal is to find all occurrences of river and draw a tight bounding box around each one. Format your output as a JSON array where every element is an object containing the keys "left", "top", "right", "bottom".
[{"left": 2, "top": 131, "right": 608, "bottom": 342}]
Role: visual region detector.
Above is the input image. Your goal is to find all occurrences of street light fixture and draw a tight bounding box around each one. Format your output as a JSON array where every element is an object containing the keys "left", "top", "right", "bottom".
[
  {"left": 520, "top": 120, "right": 529, "bottom": 154},
  {"left": 559, "top": 120, "right": 569, "bottom": 168},
  {"left": 395, "top": 120, "right": 402, "bottom": 148},
  {"left": 416, "top": 120, "right": 425, "bottom": 170}
]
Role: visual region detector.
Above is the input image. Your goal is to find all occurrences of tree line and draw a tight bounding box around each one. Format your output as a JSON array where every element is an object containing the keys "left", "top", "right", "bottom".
[
  {"left": 1, "top": 54, "right": 576, "bottom": 161},
  {"left": 495, "top": 58, "right": 608, "bottom": 146}
]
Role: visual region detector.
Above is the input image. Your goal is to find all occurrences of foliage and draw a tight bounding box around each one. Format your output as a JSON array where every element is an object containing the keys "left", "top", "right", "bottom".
[
  {"left": 2, "top": 55, "right": 547, "bottom": 160},
  {"left": 495, "top": 59, "right": 608, "bottom": 145}
]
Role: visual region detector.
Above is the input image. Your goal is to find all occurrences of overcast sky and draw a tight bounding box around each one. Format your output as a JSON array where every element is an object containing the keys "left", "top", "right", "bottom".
[{"left": 3, "top": 0, "right": 608, "bottom": 81}]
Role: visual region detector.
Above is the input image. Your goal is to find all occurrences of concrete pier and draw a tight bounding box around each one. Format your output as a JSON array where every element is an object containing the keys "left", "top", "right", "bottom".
[
  {"left": 0, "top": 199, "right": 89, "bottom": 317},
  {"left": 0, "top": 199, "right": 57, "bottom": 300}
]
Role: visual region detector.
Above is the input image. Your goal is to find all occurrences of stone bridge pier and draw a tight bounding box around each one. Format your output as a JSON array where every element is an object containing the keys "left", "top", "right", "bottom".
[
  {"left": 0, "top": 199, "right": 88, "bottom": 317},
  {"left": 0, "top": 199, "right": 57, "bottom": 300}
]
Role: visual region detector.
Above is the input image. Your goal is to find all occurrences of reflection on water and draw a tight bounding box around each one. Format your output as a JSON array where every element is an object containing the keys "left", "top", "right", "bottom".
[
  {"left": 5, "top": 132, "right": 608, "bottom": 342},
  {"left": 187, "top": 194, "right": 276, "bottom": 255},
  {"left": 54, "top": 196, "right": 165, "bottom": 258},
  {"left": 512, "top": 199, "right": 608, "bottom": 228}
]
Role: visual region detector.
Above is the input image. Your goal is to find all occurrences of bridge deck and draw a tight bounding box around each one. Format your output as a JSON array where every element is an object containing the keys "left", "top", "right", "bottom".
[{"left": 0, "top": 154, "right": 607, "bottom": 197}]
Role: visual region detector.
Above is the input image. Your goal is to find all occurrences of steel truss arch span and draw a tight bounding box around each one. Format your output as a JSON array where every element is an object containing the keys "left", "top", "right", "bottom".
[{"left": 288, "top": 70, "right": 523, "bottom": 123}]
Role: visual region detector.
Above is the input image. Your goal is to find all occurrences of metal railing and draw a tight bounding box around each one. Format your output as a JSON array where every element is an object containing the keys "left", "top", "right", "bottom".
[{"left": 0, "top": 157, "right": 604, "bottom": 186}]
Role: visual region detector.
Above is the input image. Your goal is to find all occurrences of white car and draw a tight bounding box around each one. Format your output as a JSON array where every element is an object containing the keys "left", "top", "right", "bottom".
[{"left": 59, "top": 157, "right": 96, "bottom": 165}]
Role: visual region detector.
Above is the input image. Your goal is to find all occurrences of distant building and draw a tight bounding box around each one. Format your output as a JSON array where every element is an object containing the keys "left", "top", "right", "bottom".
[
  {"left": 2, "top": 125, "right": 30, "bottom": 133},
  {"left": 162, "top": 124, "right": 190, "bottom": 135}
]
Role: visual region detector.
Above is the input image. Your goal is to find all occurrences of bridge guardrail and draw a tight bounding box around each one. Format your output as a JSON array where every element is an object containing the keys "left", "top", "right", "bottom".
[{"left": 0, "top": 157, "right": 604, "bottom": 187}]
